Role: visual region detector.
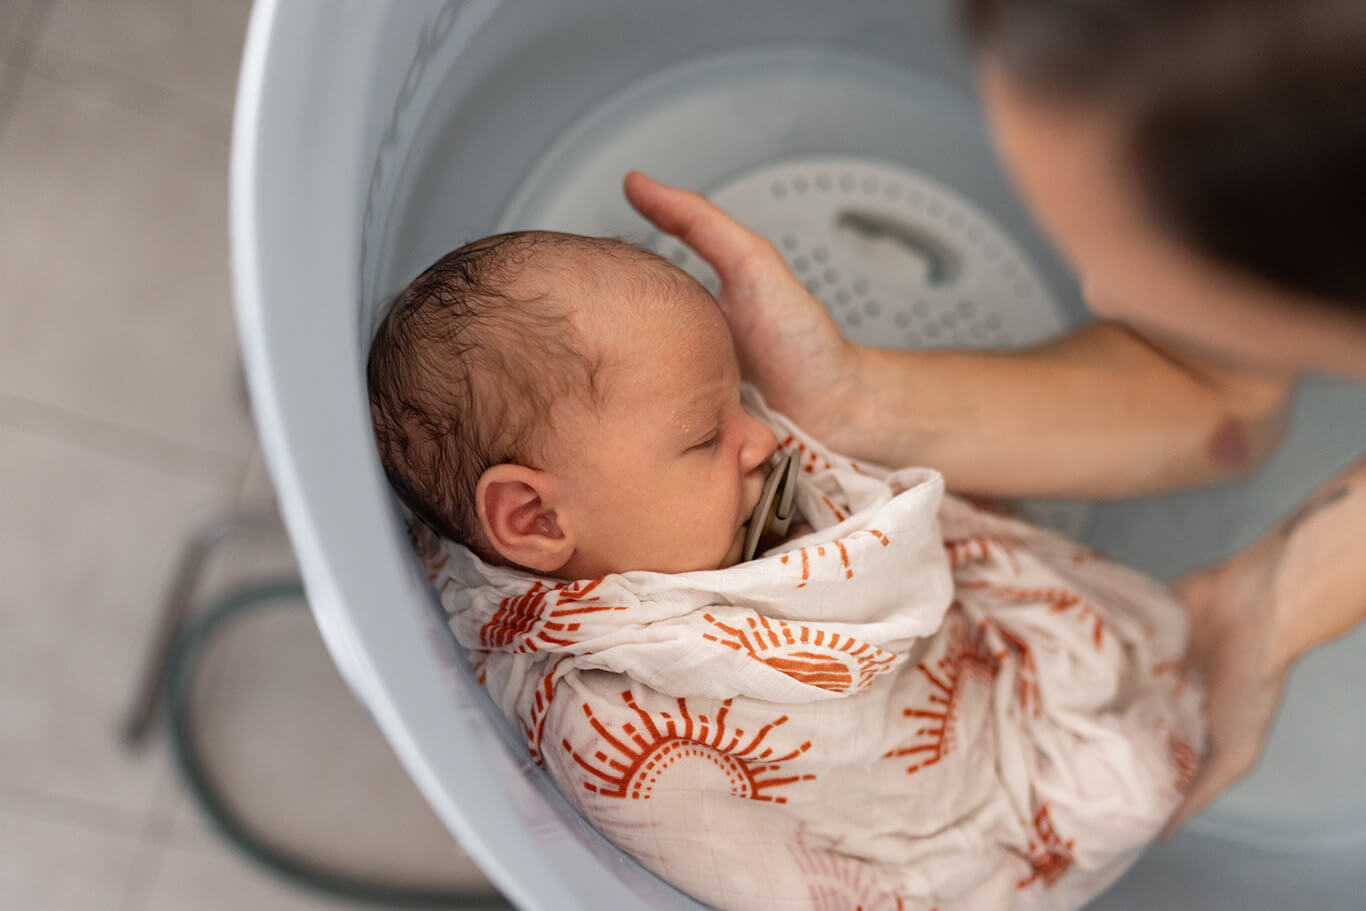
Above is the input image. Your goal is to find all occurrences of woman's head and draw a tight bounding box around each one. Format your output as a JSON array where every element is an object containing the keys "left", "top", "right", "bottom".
[{"left": 962, "top": 0, "right": 1366, "bottom": 375}]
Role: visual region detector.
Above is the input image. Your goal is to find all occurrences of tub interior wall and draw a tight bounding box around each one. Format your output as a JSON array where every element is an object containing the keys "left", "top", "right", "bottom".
[
  {"left": 372, "top": 0, "right": 976, "bottom": 309},
  {"left": 334, "top": 0, "right": 1366, "bottom": 905}
]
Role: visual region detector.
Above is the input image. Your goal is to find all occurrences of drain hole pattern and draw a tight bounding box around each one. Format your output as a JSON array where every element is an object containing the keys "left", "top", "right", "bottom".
[{"left": 650, "top": 160, "right": 1055, "bottom": 353}]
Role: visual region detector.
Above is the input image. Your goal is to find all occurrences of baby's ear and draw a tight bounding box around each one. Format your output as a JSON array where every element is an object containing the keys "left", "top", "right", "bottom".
[{"left": 476, "top": 464, "right": 574, "bottom": 574}]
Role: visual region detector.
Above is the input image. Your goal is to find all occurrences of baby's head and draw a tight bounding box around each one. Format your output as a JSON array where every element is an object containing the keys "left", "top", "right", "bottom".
[{"left": 368, "top": 231, "right": 778, "bottom": 579}]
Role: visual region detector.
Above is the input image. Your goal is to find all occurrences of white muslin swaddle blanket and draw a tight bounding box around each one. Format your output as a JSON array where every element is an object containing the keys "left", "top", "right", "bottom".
[{"left": 422, "top": 391, "right": 1204, "bottom": 911}]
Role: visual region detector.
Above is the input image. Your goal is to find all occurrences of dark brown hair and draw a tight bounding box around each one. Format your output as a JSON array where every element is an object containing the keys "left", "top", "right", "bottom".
[
  {"left": 367, "top": 232, "right": 604, "bottom": 553},
  {"left": 962, "top": 0, "right": 1366, "bottom": 306},
  {"left": 367, "top": 231, "right": 687, "bottom": 555}
]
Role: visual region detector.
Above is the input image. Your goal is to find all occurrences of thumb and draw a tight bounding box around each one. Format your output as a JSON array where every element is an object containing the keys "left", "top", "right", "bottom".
[
  {"left": 1159, "top": 752, "right": 1235, "bottom": 839},
  {"left": 1171, "top": 563, "right": 1218, "bottom": 606},
  {"left": 623, "top": 171, "right": 782, "bottom": 286}
]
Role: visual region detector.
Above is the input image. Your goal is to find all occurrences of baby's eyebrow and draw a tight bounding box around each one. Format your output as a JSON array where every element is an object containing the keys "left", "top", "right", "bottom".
[{"left": 673, "top": 391, "right": 724, "bottom": 439}]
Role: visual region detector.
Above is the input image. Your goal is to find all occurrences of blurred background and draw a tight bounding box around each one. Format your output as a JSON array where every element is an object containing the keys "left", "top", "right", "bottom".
[{"left": 0, "top": 1, "right": 495, "bottom": 907}]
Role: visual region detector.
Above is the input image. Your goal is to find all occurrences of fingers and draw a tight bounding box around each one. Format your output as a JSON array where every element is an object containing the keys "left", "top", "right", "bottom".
[
  {"left": 1171, "top": 564, "right": 1220, "bottom": 612},
  {"left": 1159, "top": 777, "right": 1212, "bottom": 840},
  {"left": 623, "top": 171, "right": 780, "bottom": 285},
  {"left": 1159, "top": 750, "right": 1249, "bottom": 839}
]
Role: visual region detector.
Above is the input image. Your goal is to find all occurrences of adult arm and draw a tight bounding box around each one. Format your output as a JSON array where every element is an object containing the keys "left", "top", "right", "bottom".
[
  {"left": 1163, "top": 455, "right": 1366, "bottom": 836},
  {"left": 847, "top": 325, "right": 1290, "bottom": 498},
  {"left": 625, "top": 172, "right": 1291, "bottom": 499}
]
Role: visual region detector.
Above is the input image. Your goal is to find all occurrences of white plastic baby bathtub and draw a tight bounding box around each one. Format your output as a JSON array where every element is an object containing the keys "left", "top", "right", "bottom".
[{"left": 231, "top": 1, "right": 1366, "bottom": 907}]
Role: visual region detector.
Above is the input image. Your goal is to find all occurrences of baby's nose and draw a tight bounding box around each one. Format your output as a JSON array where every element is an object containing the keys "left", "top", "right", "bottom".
[{"left": 740, "top": 411, "right": 778, "bottom": 473}]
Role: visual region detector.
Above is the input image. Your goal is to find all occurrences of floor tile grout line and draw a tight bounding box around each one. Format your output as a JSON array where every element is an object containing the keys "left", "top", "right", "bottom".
[
  {"left": 0, "top": 390, "right": 249, "bottom": 486},
  {"left": 0, "top": 781, "right": 153, "bottom": 839},
  {"left": 13, "top": 0, "right": 236, "bottom": 146},
  {"left": 0, "top": 1, "right": 52, "bottom": 145},
  {"left": 0, "top": 402, "right": 245, "bottom": 487},
  {"left": 13, "top": 34, "right": 234, "bottom": 147},
  {"left": 118, "top": 786, "right": 182, "bottom": 911}
]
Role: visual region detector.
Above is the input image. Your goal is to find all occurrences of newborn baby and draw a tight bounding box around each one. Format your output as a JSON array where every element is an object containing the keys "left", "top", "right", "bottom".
[
  {"left": 368, "top": 231, "right": 1203, "bottom": 911},
  {"left": 368, "top": 231, "right": 781, "bottom": 580}
]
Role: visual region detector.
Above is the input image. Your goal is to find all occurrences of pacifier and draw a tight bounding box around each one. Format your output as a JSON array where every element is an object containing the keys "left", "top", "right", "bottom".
[{"left": 741, "top": 450, "right": 801, "bottom": 562}]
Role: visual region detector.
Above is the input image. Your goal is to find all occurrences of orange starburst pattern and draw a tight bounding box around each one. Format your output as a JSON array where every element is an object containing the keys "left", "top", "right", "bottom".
[
  {"left": 1165, "top": 729, "right": 1199, "bottom": 794},
  {"left": 791, "top": 847, "right": 907, "bottom": 911},
  {"left": 883, "top": 608, "right": 998, "bottom": 775},
  {"left": 562, "top": 691, "right": 815, "bottom": 803},
  {"left": 958, "top": 581, "right": 1106, "bottom": 651},
  {"left": 944, "top": 534, "right": 1021, "bottom": 574},
  {"left": 1152, "top": 657, "right": 1190, "bottom": 698},
  {"left": 821, "top": 494, "right": 849, "bottom": 523},
  {"left": 467, "top": 649, "right": 490, "bottom": 687},
  {"left": 779, "top": 529, "right": 891, "bottom": 588},
  {"left": 518, "top": 657, "right": 567, "bottom": 766},
  {"left": 1015, "top": 805, "right": 1075, "bottom": 890},
  {"left": 702, "top": 612, "right": 898, "bottom": 694},
  {"left": 987, "top": 621, "right": 1040, "bottom": 719},
  {"left": 480, "top": 579, "right": 628, "bottom": 653},
  {"left": 779, "top": 435, "right": 834, "bottom": 475},
  {"left": 422, "top": 552, "right": 449, "bottom": 582}
]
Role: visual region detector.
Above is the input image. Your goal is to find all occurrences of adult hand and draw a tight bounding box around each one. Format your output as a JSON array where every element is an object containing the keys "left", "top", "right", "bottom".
[
  {"left": 1162, "top": 536, "right": 1292, "bottom": 839},
  {"left": 624, "top": 171, "right": 862, "bottom": 446},
  {"left": 1163, "top": 461, "right": 1364, "bottom": 838}
]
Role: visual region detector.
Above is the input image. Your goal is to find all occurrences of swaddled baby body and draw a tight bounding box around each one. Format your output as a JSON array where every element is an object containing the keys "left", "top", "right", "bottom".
[{"left": 368, "top": 231, "right": 1203, "bottom": 911}]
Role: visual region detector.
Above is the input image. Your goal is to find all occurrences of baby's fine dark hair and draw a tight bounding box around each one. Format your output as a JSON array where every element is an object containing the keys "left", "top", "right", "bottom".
[
  {"left": 366, "top": 230, "right": 680, "bottom": 556},
  {"left": 961, "top": 0, "right": 1366, "bottom": 307}
]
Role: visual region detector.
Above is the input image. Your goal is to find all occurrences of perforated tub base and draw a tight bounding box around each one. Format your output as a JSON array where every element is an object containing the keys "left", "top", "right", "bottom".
[{"left": 653, "top": 156, "right": 1064, "bottom": 352}]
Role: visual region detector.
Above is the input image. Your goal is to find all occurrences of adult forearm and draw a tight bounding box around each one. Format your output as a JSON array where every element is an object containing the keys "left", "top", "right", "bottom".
[
  {"left": 836, "top": 322, "right": 1291, "bottom": 499},
  {"left": 1267, "top": 456, "right": 1366, "bottom": 668}
]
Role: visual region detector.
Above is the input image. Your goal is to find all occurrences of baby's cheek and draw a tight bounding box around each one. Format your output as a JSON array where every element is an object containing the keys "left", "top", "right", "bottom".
[{"left": 662, "top": 500, "right": 727, "bottom": 570}]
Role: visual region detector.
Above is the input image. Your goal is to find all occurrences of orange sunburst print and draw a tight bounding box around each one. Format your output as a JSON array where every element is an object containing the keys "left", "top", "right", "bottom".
[
  {"left": 958, "top": 580, "right": 1106, "bottom": 650},
  {"left": 791, "top": 846, "right": 907, "bottom": 911},
  {"left": 1015, "top": 804, "right": 1075, "bottom": 890},
  {"left": 780, "top": 529, "right": 891, "bottom": 588},
  {"left": 987, "top": 620, "right": 1041, "bottom": 718},
  {"left": 1153, "top": 657, "right": 1191, "bottom": 698},
  {"left": 1165, "top": 729, "right": 1199, "bottom": 794},
  {"left": 518, "top": 657, "right": 567, "bottom": 766},
  {"left": 821, "top": 494, "right": 849, "bottom": 523},
  {"left": 884, "top": 607, "right": 998, "bottom": 775},
  {"left": 422, "top": 551, "right": 449, "bottom": 582},
  {"left": 467, "top": 649, "right": 490, "bottom": 686},
  {"left": 944, "top": 534, "right": 1021, "bottom": 574},
  {"left": 778, "top": 435, "right": 834, "bottom": 475},
  {"left": 562, "top": 691, "right": 815, "bottom": 803},
  {"left": 702, "top": 612, "right": 898, "bottom": 694},
  {"left": 480, "top": 579, "right": 628, "bottom": 653}
]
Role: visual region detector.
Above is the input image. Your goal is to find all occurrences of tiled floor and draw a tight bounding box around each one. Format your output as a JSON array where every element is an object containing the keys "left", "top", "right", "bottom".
[{"left": 0, "top": 2, "right": 497, "bottom": 907}]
